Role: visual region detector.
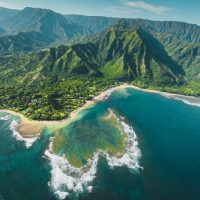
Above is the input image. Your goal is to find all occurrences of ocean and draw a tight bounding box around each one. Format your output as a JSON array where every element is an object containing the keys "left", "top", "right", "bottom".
[{"left": 1, "top": 87, "right": 200, "bottom": 200}]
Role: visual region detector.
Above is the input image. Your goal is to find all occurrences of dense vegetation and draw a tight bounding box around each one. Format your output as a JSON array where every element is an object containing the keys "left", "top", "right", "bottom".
[
  {"left": 133, "top": 80, "right": 200, "bottom": 96},
  {"left": 0, "top": 77, "right": 117, "bottom": 120},
  {"left": 0, "top": 25, "right": 185, "bottom": 83}
]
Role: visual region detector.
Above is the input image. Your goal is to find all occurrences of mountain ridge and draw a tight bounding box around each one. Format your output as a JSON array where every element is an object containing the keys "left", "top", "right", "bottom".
[
  {"left": 1, "top": 7, "right": 200, "bottom": 51},
  {"left": 0, "top": 6, "right": 19, "bottom": 22},
  {"left": 0, "top": 7, "right": 200, "bottom": 83},
  {"left": 0, "top": 7, "right": 84, "bottom": 46},
  {"left": 0, "top": 24, "right": 185, "bottom": 85}
]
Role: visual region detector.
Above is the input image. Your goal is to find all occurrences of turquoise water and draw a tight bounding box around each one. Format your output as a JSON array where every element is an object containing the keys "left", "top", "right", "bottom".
[
  {"left": 53, "top": 108, "right": 125, "bottom": 167},
  {"left": 1, "top": 88, "right": 200, "bottom": 200}
]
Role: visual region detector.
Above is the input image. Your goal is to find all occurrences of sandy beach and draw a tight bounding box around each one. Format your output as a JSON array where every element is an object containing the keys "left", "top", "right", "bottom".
[
  {"left": 0, "top": 84, "right": 128, "bottom": 136},
  {"left": 1, "top": 84, "right": 200, "bottom": 137},
  {"left": 0, "top": 99, "right": 96, "bottom": 137}
]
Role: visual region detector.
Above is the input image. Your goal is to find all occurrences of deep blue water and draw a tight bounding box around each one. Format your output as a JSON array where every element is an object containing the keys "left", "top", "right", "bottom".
[{"left": 1, "top": 88, "right": 200, "bottom": 200}]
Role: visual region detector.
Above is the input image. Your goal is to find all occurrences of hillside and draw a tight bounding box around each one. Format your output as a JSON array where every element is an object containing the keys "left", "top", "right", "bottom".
[
  {"left": 152, "top": 33, "right": 200, "bottom": 81},
  {"left": 1, "top": 7, "right": 200, "bottom": 60},
  {"left": 111, "top": 20, "right": 200, "bottom": 81},
  {"left": 0, "top": 8, "right": 117, "bottom": 54},
  {"left": 0, "top": 12, "right": 200, "bottom": 83},
  {"left": 0, "top": 7, "right": 19, "bottom": 21},
  {"left": 115, "top": 19, "right": 200, "bottom": 43},
  {"left": 0, "top": 24, "right": 186, "bottom": 120},
  {"left": 65, "top": 14, "right": 118, "bottom": 35},
  {"left": 0, "top": 31, "right": 54, "bottom": 54},
  {"left": 65, "top": 15, "right": 200, "bottom": 43},
  {"left": 0, "top": 26, "right": 5, "bottom": 35},
  {"left": 97, "top": 26, "right": 184, "bottom": 83},
  {"left": 0, "top": 7, "right": 80, "bottom": 35},
  {"left": 0, "top": 7, "right": 84, "bottom": 46},
  {"left": 0, "top": 25, "right": 184, "bottom": 85},
  {"left": 1, "top": 20, "right": 200, "bottom": 120},
  {"left": 1, "top": 7, "right": 200, "bottom": 44}
]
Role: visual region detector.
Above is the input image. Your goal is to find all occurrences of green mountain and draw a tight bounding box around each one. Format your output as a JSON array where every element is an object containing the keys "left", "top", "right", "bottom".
[
  {"left": 111, "top": 20, "right": 200, "bottom": 81},
  {"left": 65, "top": 15, "right": 118, "bottom": 35},
  {"left": 1, "top": 19, "right": 200, "bottom": 120},
  {"left": 0, "top": 31, "right": 54, "bottom": 55},
  {"left": 1, "top": 7, "right": 200, "bottom": 63},
  {"left": 0, "top": 24, "right": 184, "bottom": 85},
  {"left": 0, "top": 7, "right": 83, "bottom": 44},
  {"left": 0, "top": 8, "right": 117, "bottom": 54},
  {"left": 97, "top": 26, "right": 184, "bottom": 83},
  {"left": 115, "top": 19, "right": 200, "bottom": 43},
  {"left": 64, "top": 16, "right": 200, "bottom": 43},
  {"left": 1, "top": 7, "right": 200, "bottom": 44},
  {"left": 0, "top": 8, "right": 200, "bottom": 83},
  {"left": 153, "top": 32, "right": 200, "bottom": 81}
]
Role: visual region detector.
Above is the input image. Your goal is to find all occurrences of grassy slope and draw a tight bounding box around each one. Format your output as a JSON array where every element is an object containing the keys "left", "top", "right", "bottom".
[
  {"left": 1, "top": 26, "right": 184, "bottom": 84},
  {"left": 154, "top": 32, "right": 200, "bottom": 81}
]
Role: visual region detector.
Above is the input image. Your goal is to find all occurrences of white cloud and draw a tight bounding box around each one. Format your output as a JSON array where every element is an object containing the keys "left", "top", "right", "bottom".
[
  {"left": 0, "top": 1, "right": 22, "bottom": 9},
  {"left": 123, "top": 0, "right": 172, "bottom": 14},
  {"left": 103, "top": 6, "right": 139, "bottom": 15}
]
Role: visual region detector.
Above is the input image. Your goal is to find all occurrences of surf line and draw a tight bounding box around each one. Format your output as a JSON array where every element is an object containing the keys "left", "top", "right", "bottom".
[{"left": 45, "top": 110, "right": 142, "bottom": 200}]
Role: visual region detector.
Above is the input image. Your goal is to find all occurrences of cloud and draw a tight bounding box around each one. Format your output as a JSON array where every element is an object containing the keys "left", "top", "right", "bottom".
[
  {"left": 0, "top": 1, "right": 22, "bottom": 9},
  {"left": 103, "top": 6, "right": 139, "bottom": 15},
  {"left": 123, "top": 0, "right": 172, "bottom": 14}
]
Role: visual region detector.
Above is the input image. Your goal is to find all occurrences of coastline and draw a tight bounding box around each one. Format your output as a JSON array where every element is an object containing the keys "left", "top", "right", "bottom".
[
  {"left": 1, "top": 83, "right": 200, "bottom": 137},
  {"left": 0, "top": 85, "right": 125, "bottom": 136},
  {"left": 128, "top": 85, "right": 200, "bottom": 107},
  {"left": 0, "top": 99, "right": 96, "bottom": 137}
]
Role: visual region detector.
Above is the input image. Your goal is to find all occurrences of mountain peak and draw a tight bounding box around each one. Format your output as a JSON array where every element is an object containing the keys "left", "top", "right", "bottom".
[
  {"left": 22, "top": 7, "right": 56, "bottom": 14},
  {"left": 0, "top": 6, "right": 83, "bottom": 43}
]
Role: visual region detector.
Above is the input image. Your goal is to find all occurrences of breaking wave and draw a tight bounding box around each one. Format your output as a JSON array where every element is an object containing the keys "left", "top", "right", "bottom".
[
  {"left": 0, "top": 114, "right": 11, "bottom": 121},
  {"left": 45, "top": 146, "right": 98, "bottom": 200},
  {"left": 45, "top": 111, "right": 142, "bottom": 200},
  {"left": 161, "top": 94, "right": 200, "bottom": 108},
  {"left": 9, "top": 120, "right": 38, "bottom": 148},
  {"left": 174, "top": 97, "right": 200, "bottom": 108}
]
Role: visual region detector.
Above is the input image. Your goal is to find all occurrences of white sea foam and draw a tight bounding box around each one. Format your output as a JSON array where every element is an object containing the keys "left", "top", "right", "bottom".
[
  {"left": 45, "top": 112, "right": 142, "bottom": 199},
  {"left": 9, "top": 120, "right": 38, "bottom": 148},
  {"left": 54, "top": 191, "right": 69, "bottom": 200},
  {"left": 174, "top": 97, "right": 200, "bottom": 108},
  {"left": 45, "top": 145, "right": 99, "bottom": 200},
  {"left": 161, "top": 94, "right": 200, "bottom": 108},
  {"left": 104, "top": 120, "right": 142, "bottom": 171},
  {"left": 100, "top": 91, "right": 113, "bottom": 101},
  {"left": 0, "top": 114, "right": 11, "bottom": 121},
  {"left": 116, "top": 88, "right": 131, "bottom": 98}
]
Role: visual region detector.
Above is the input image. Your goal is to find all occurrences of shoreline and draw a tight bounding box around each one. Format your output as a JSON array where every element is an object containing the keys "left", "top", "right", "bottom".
[
  {"left": 0, "top": 99, "right": 96, "bottom": 137},
  {"left": 1, "top": 84, "right": 199, "bottom": 137},
  {"left": 128, "top": 85, "right": 200, "bottom": 106},
  {"left": 0, "top": 84, "right": 127, "bottom": 136}
]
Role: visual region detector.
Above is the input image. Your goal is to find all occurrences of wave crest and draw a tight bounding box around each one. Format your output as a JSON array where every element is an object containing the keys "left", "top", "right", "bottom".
[
  {"left": 0, "top": 114, "right": 11, "bottom": 121},
  {"left": 9, "top": 120, "right": 38, "bottom": 148}
]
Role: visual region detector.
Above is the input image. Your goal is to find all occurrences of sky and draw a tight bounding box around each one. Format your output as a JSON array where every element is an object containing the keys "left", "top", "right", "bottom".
[{"left": 0, "top": 0, "right": 199, "bottom": 25}]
